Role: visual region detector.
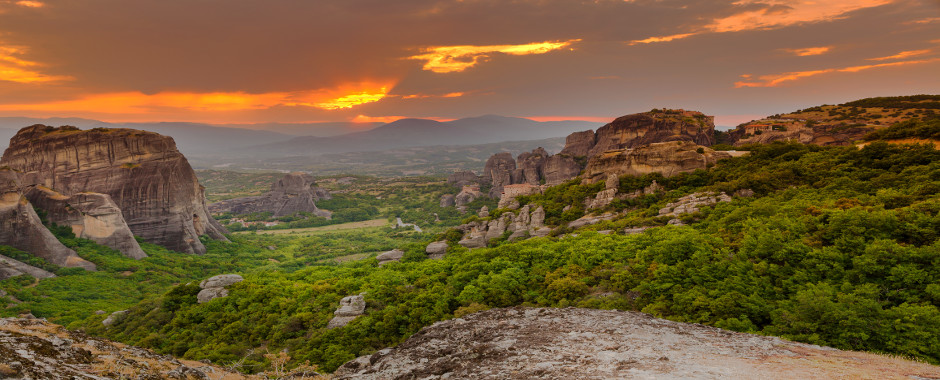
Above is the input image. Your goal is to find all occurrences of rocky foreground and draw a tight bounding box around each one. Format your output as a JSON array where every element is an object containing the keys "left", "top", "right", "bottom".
[
  {"left": 0, "top": 317, "right": 249, "bottom": 379},
  {"left": 335, "top": 307, "right": 940, "bottom": 379}
]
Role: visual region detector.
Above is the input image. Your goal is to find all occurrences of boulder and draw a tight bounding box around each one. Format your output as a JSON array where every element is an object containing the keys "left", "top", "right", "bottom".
[
  {"left": 327, "top": 294, "right": 366, "bottom": 329},
  {"left": 0, "top": 254, "right": 56, "bottom": 280},
  {"left": 197, "top": 274, "right": 244, "bottom": 303},
  {"left": 458, "top": 235, "right": 487, "bottom": 249},
  {"left": 101, "top": 310, "right": 127, "bottom": 326},
  {"left": 530, "top": 206, "right": 546, "bottom": 228},
  {"left": 624, "top": 227, "right": 650, "bottom": 235},
  {"left": 425, "top": 241, "right": 448, "bottom": 259},
  {"left": 376, "top": 249, "right": 404, "bottom": 266},
  {"left": 439, "top": 194, "right": 456, "bottom": 208},
  {"left": 0, "top": 125, "right": 228, "bottom": 255},
  {"left": 478, "top": 206, "right": 489, "bottom": 218}
]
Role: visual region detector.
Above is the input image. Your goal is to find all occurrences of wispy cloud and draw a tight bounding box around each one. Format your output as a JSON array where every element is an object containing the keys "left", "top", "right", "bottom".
[
  {"left": 408, "top": 39, "right": 580, "bottom": 73},
  {"left": 630, "top": 0, "right": 895, "bottom": 45},
  {"left": 782, "top": 46, "right": 833, "bottom": 56},
  {"left": 0, "top": 45, "right": 72, "bottom": 83},
  {"left": 867, "top": 49, "right": 930, "bottom": 61},
  {"left": 15, "top": 1, "right": 43, "bottom": 7},
  {"left": 734, "top": 58, "right": 938, "bottom": 87}
]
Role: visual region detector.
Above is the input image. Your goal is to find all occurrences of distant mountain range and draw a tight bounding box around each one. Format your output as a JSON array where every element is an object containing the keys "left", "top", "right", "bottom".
[
  {"left": 247, "top": 115, "right": 599, "bottom": 156},
  {"left": 0, "top": 116, "right": 600, "bottom": 161}
]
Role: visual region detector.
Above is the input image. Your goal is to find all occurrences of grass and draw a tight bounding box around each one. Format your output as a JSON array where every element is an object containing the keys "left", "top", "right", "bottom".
[{"left": 233, "top": 218, "right": 389, "bottom": 235}]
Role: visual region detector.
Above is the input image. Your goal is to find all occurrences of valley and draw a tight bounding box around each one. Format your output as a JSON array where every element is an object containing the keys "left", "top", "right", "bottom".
[{"left": 1, "top": 95, "right": 939, "bottom": 378}]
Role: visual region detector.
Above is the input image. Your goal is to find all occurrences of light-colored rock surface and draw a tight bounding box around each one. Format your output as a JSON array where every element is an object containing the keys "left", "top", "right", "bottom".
[
  {"left": 209, "top": 172, "right": 331, "bottom": 218},
  {"left": 482, "top": 152, "right": 516, "bottom": 197},
  {"left": 425, "top": 241, "right": 448, "bottom": 259},
  {"left": 334, "top": 307, "right": 940, "bottom": 380},
  {"left": 0, "top": 125, "right": 228, "bottom": 255},
  {"left": 659, "top": 192, "right": 732, "bottom": 216},
  {"left": 0, "top": 169, "right": 96, "bottom": 271},
  {"left": 568, "top": 212, "right": 619, "bottom": 229},
  {"left": 197, "top": 274, "right": 244, "bottom": 303},
  {"left": 376, "top": 249, "right": 404, "bottom": 265},
  {"left": 101, "top": 310, "right": 126, "bottom": 326},
  {"left": 477, "top": 206, "right": 489, "bottom": 218},
  {"left": 439, "top": 194, "right": 456, "bottom": 208},
  {"left": 327, "top": 294, "right": 366, "bottom": 329},
  {"left": 0, "top": 254, "right": 55, "bottom": 280},
  {"left": 1, "top": 317, "right": 251, "bottom": 379},
  {"left": 27, "top": 187, "right": 146, "bottom": 259},
  {"left": 582, "top": 141, "right": 732, "bottom": 183}
]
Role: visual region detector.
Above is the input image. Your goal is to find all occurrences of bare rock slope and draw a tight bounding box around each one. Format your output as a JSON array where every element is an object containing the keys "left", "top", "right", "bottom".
[
  {"left": 335, "top": 307, "right": 940, "bottom": 380},
  {"left": 209, "top": 172, "right": 331, "bottom": 218},
  {"left": 0, "top": 125, "right": 227, "bottom": 255}
]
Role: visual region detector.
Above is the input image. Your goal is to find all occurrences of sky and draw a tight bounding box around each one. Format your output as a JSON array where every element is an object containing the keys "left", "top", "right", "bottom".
[{"left": 0, "top": 0, "right": 938, "bottom": 128}]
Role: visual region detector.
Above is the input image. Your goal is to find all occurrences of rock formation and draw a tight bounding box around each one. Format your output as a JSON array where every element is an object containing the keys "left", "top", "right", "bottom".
[
  {"left": 0, "top": 168, "right": 96, "bottom": 270},
  {"left": 101, "top": 310, "right": 127, "bottom": 326},
  {"left": 454, "top": 185, "right": 484, "bottom": 212},
  {"left": 0, "top": 255, "right": 55, "bottom": 280},
  {"left": 425, "top": 241, "right": 448, "bottom": 259},
  {"left": 26, "top": 187, "right": 146, "bottom": 259},
  {"left": 457, "top": 205, "right": 550, "bottom": 248},
  {"left": 327, "top": 294, "right": 366, "bottom": 329},
  {"left": 0, "top": 317, "right": 251, "bottom": 379},
  {"left": 480, "top": 109, "right": 721, "bottom": 190},
  {"left": 334, "top": 307, "right": 940, "bottom": 380},
  {"left": 0, "top": 125, "right": 228, "bottom": 255},
  {"left": 209, "top": 172, "right": 331, "bottom": 218},
  {"left": 376, "top": 249, "right": 404, "bottom": 266},
  {"left": 439, "top": 194, "right": 456, "bottom": 208},
  {"left": 581, "top": 141, "right": 731, "bottom": 183},
  {"left": 446, "top": 171, "right": 482, "bottom": 187},
  {"left": 196, "top": 274, "right": 244, "bottom": 303},
  {"left": 659, "top": 192, "right": 732, "bottom": 216}
]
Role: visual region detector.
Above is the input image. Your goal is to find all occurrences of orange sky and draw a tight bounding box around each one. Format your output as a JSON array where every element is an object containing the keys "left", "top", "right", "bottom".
[{"left": 0, "top": 0, "right": 937, "bottom": 127}]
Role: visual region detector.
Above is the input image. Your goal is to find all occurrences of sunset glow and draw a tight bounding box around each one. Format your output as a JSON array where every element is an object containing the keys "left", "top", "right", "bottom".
[
  {"left": 735, "top": 58, "right": 939, "bottom": 88},
  {"left": 783, "top": 46, "right": 833, "bottom": 57},
  {"left": 409, "top": 40, "right": 579, "bottom": 73}
]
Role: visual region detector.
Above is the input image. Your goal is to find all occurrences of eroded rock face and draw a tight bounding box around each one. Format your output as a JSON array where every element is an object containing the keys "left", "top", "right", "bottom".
[
  {"left": 0, "top": 125, "right": 228, "bottom": 255},
  {"left": 559, "top": 130, "right": 596, "bottom": 157},
  {"left": 197, "top": 274, "right": 243, "bottom": 303},
  {"left": 0, "top": 169, "right": 95, "bottom": 271},
  {"left": 659, "top": 191, "right": 732, "bottom": 216},
  {"left": 334, "top": 307, "right": 939, "bottom": 380},
  {"left": 458, "top": 205, "right": 551, "bottom": 247},
  {"left": 209, "top": 173, "right": 331, "bottom": 218},
  {"left": 425, "top": 241, "right": 448, "bottom": 259},
  {"left": 439, "top": 194, "right": 456, "bottom": 208},
  {"left": 588, "top": 110, "right": 714, "bottom": 156},
  {"left": 327, "top": 294, "right": 366, "bottom": 329},
  {"left": 0, "top": 254, "right": 55, "bottom": 280},
  {"left": 482, "top": 152, "right": 516, "bottom": 197},
  {"left": 26, "top": 188, "right": 146, "bottom": 259},
  {"left": 447, "top": 171, "right": 481, "bottom": 187},
  {"left": 582, "top": 141, "right": 731, "bottom": 183},
  {"left": 515, "top": 148, "right": 548, "bottom": 186},
  {"left": 541, "top": 155, "right": 582, "bottom": 185}
]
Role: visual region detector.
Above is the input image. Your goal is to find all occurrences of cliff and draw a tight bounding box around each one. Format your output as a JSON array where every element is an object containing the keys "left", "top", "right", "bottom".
[
  {"left": 209, "top": 172, "right": 332, "bottom": 218},
  {"left": 0, "top": 125, "right": 227, "bottom": 255},
  {"left": 0, "top": 168, "right": 96, "bottom": 270},
  {"left": 335, "top": 307, "right": 940, "bottom": 379},
  {"left": 582, "top": 141, "right": 732, "bottom": 183},
  {"left": 587, "top": 109, "right": 714, "bottom": 156}
]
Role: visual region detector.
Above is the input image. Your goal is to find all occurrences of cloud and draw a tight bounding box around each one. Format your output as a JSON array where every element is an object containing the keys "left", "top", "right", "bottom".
[
  {"left": 867, "top": 49, "right": 930, "bottom": 61},
  {"left": 0, "top": 45, "right": 72, "bottom": 83},
  {"left": 631, "top": 0, "right": 895, "bottom": 44},
  {"left": 351, "top": 114, "right": 454, "bottom": 123},
  {"left": 782, "top": 46, "right": 832, "bottom": 56},
  {"left": 734, "top": 58, "right": 939, "bottom": 87},
  {"left": 408, "top": 39, "right": 580, "bottom": 73},
  {"left": 15, "top": 1, "right": 43, "bottom": 7}
]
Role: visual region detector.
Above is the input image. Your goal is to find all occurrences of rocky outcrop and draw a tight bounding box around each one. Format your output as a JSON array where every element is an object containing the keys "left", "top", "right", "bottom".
[
  {"left": 457, "top": 205, "right": 550, "bottom": 248},
  {"left": 327, "top": 294, "right": 366, "bottom": 329},
  {"left": 0, "top": 317, "right": 250, "bottom": 379},
  {"left": 209, "top": 173, "right": 331, "bottom": 218},
  {"left": 482, "top": 152, "right": 516, "bottom": 197},
  {"left": 514, "top": 147, "right": 548, "bottom": 185},
  {"left": 101, "top": 310, "right": 127, "bottom": 327},
  {"left": 454, "top": 185, "right": 484, "bottom": 212},
  {"left": 0, "top": 125, "right": 228, "bottom": 255},
  {"left": 541, "top": 155, "right": 582, "bottom": 185},
  {"left": 558, "top": 130, "right": 596, "bottom": 157},
  {"left": 588, "top": 109, "right": 714, "bottom": 156},
  {"left": 26, "top": 187, "right": 146, "bottom": 259},
  {"left": 0, "top": 254, "right": 55, "bottom": 280},
  {"left": 659, "top": 192, "right": 732, "bottom": 216},
  {"left": 196, "top": 274, "right": 243, "bottom": 303},
  {"left": 0, "top": 168, "right": 95, "bottom": 271},
  {"left": 439, "top": 194, "right": 456, "bottom": 208},
  {"left": 726, "top": 121, "right": 876, "bottom": 147},
  {"left": 582, "top": 141, "right": 731, "bottom": 183},
  {"left": 376, "top": 249, "right": 404, "bottom": 266},
  {"left": 568, "top": 212, "right": 619, "bottom": 229},
  {"left": 447, "top": 171, "right": 482, "bottom": 187},
  {"left": 334, "top": 307, "right": 940, "bottom": 380},
  {"left": 425, "top": 241, "right": 448, "bottom": 259},
  {"left": 497, "top": 183, "right": 541, "bottom": 209}
]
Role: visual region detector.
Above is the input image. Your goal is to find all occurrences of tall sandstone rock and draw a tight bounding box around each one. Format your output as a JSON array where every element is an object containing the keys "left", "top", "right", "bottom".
[
  {"left": 582, "top": 141, "right": 731, "bottom": 183},
  {"left": 0, "top": 168, "right": 96, "bottom": 270},
  {"left": 0, "top": 125, "right": 228, "bottom": 255},
  {"left": 209, "top": 173, "right": 331, "bottom": 218},
  {"left": 481, "top": 109, "right": 719, "bottom": 190}
]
